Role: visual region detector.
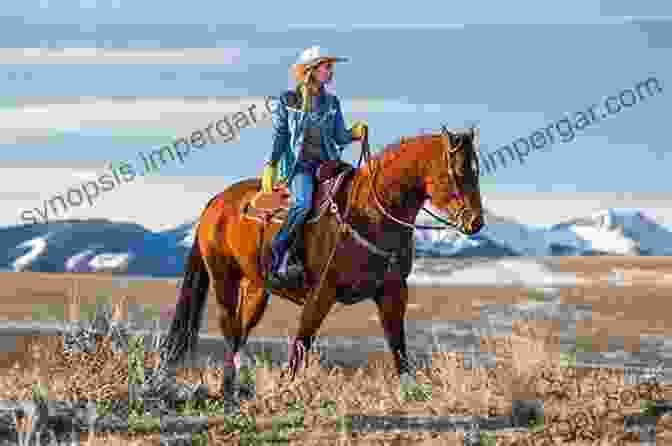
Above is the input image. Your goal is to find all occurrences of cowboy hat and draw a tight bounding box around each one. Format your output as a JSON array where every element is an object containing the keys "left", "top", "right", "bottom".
[{"left": 294, "top": 46, "right": 349, "bottom": 68}]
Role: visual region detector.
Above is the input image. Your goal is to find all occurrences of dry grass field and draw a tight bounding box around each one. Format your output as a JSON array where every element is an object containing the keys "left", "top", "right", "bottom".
[{"left": 0, "top": 257, "right": 671, "bottom": 444}]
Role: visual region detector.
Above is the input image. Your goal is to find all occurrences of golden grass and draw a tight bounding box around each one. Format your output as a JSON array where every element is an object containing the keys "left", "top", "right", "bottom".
[{"left": 0, "top": 291, "right": 670, "bottom": 445}]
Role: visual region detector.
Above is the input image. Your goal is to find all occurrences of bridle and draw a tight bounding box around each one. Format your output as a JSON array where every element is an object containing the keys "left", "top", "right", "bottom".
[
  {"left": 360, "top": 125, "right": 479, "bottom": 233},
  {"left": 294, "top": 126, "right": 480, "bottom": 284}
]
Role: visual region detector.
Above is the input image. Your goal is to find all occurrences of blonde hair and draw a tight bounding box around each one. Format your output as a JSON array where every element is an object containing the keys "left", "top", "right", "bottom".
[
  {"left": 292, "top": 61, "right": 333, "bottom": 84},
  {"left": 292, "top": 63, "right": 309, "bottom": 83},
  {"left": 292, "top": 62, "right": 325, "bottom": 112}
]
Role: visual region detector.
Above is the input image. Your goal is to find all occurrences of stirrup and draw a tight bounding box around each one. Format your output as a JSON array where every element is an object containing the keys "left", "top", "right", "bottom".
[
  {"left": 266, "top": 271, "right": 304, "bottom": 289},
  {"left": 266, "top": 259, "right": 305, "bottom": 289}
]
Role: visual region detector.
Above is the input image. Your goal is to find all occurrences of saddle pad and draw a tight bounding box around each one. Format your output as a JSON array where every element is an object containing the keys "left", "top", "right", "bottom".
[
  {"left": 243, "top": 163, "right": 353, "bottom": 225},
  {"left": 250, "top": 186, "right": 292, "bottom": 211},
  {"left": 242, "top": 186, "right": 290, "bottom": 224},
  {"left": 242, "top": 211, "right": 286, "bottom": 225}
]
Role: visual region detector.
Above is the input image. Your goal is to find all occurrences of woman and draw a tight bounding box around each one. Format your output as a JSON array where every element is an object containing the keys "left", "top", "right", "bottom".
[{"left": 262, "top": 46, "right": 368, "bottom": 289}]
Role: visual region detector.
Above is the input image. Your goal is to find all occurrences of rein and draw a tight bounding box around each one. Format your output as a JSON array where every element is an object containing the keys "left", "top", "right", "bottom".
[
  {"left": 361, "top": 128, "right": 465, "bottom": 232},
  {"left": 315, "top": 128, "right": 469, "bottom": 273},
  {"left": 260, "top": 127, "right": 472, "bottom": 290}
]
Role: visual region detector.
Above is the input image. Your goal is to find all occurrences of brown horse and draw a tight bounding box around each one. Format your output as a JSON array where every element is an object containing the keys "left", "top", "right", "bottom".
[{"left": 157, "top": 126, "right": 484, "bottom": 409}]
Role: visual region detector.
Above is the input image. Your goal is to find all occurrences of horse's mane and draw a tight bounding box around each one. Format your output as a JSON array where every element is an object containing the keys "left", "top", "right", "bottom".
[{"left": 359, "top": 134, "right": 438, "bottom": 174}]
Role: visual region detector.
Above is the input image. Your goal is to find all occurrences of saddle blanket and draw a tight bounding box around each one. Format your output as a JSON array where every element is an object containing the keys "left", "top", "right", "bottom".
[
  {"left": 242, "top": 186, "right": 292, "bottom": 224},
  {"left": 241, "top": 160, "right": 355, "bottom": 225}
]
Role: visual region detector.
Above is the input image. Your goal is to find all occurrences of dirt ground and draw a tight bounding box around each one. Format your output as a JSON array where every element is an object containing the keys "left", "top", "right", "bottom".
[{"left": 1, "top": 257, "right": 671, "bottom": 444}]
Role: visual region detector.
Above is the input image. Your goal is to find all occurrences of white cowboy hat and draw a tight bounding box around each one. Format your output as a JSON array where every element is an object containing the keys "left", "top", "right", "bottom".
[{"left": 294, "top": 46, "right": 348, "bottom": 68}]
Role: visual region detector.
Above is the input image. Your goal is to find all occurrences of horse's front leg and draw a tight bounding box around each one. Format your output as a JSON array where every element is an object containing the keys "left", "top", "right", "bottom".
[
  {"left": 373, "top": 277, "right": 416, "bottom": 385},
  {"left": 286, "top": 281, "right": 338, "bottom": 381}
]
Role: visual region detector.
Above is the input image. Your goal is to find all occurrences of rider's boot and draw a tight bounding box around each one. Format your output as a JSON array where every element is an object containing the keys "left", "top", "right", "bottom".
[
  {"left": 286, "top": 226, "right": 306, "bottom": 280},
  {"left": 267, "top": 225, "right": 305, "bottom": 289}
]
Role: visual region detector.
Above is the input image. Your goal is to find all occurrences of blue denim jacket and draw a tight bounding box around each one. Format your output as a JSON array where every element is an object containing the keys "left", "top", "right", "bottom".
[{"left": 267, "top": 85, "right": 354, "bottom": 183}]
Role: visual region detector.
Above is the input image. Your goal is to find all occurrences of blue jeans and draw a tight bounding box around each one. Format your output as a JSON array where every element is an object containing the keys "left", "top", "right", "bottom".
[{"left": 271, "top": 162, "right": 317, "bottom": 273}]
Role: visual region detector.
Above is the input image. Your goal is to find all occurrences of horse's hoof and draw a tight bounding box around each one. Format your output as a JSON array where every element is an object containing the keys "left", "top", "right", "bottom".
[{"left": 285, "top": 336, "right": 307, "bottom": 381}]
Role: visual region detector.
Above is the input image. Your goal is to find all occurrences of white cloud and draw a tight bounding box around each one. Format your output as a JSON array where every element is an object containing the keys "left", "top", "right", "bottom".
[
  {"left": 0, "top": 97, "right": 271, "bottom": 129},
  {"left": 2, "top": 168, "right": 104, "bottom": 193},
  {"left": 4, "top": 169, "right": 241, "bottom": 230},
  {"left": 0, "top": 159, "right": 106, "bottom": 168},
  {"left": 287, "top": 23, "right": 466, "bottom": 30},
  {"left": 482, "top": 193, "right": 672, "bottom": 227},
  {"left": 0, "top": 96, "right": 456, "bottom": 143},
  {"left": 0, "top": 96, "right": 449, "bottom": 130},
  {"left": 0, "top": 48, "right": 242, "bottom": 65},
  {"left": 342, "top": 98, "right": 421, "bottom": 113},
  {"left": 0, "top": 96, "right": 275, "bottom": 143},
  {"left": 69, "top": 170, "right": 101, "bottom": 181}
]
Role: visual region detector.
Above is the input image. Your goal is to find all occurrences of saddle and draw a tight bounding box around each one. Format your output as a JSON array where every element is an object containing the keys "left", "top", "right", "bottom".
[{"left": 243, "top": 160, "right": 355, "bottom": 225}]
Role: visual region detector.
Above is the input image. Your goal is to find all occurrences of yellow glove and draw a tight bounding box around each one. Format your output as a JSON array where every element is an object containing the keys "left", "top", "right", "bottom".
[
  {"left": 262, "top": 163, "right": 278, "bottom": 193},
  {"left": 351, "top": 121, "right": 368, "bottom": 140}
]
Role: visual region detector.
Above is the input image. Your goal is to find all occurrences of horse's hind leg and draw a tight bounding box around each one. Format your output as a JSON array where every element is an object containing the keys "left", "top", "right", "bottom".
[
  {"left": 373, "top": 278, "right": 416, "bottom": 386},
  {"left": 239, "top": 278, "right": 271, "bottom": 347},
  {"left": 237, "top": 279, "right": 271, "bottom": 397},
  {"left": 204, "top": 256, "right": 244, "bottom": 408}
]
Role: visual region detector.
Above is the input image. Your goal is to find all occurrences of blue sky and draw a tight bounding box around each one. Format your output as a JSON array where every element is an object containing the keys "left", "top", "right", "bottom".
[{"left": 1, "top": 0, "right": 671, "bottom": 229}]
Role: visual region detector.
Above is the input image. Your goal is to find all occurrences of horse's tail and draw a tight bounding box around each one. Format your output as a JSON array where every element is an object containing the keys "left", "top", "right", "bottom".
[{"left": 159, "top": 226, "right": 210, "bottom": 369}]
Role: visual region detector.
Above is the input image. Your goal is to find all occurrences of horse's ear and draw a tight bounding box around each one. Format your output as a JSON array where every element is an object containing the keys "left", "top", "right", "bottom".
[
  {"left": 472, "top": 127, "right": 480, "bottom": 147},
  {"left": 441, "top": 125, "right": 453, "bottom": 138}
]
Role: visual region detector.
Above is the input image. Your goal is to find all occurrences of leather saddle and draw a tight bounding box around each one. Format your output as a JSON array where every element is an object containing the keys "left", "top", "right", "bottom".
[{"left": 243, "top": 160, "right": 355, "bottom": 225}]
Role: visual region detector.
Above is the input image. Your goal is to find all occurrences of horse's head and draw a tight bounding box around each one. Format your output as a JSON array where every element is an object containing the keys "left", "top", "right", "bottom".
[{"left": 423, "top": 126, "right": 484, "bottom": 235}]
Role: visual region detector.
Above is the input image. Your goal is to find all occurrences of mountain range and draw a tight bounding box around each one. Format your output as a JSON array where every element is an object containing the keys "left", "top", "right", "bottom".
[{"left": 1, "top": 208, "right": 670, "bottom": 277}]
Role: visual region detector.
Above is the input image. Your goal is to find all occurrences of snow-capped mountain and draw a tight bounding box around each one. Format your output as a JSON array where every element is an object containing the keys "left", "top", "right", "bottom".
[
  {"left": 549, "top": 208, "right": 672, "bottom": 256},
  {"left": 0, "top": 218, "right": 190, "bottom": 277},
  {"left": 0, "top": 208, "right": 669, "bottom": 276},
  {"left": 415, "top": 207, "right": 650, "bottom": 257}
]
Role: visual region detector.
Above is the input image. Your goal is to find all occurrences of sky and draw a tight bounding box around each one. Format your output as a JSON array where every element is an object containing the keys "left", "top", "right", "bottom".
[{"left": 1, "top": 0, "right": 671, "bottom": 230}]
